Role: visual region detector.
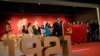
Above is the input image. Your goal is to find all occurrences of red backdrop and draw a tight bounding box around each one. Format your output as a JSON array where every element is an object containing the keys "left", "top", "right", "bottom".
[
  {"left": 2, "top": 14, "right": 71, "bottom": 35},
  {"left": 0, "top": 14, "right": 87, "bottom": 43}
]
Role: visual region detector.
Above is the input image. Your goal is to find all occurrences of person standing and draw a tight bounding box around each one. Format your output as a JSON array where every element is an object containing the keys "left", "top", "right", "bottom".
[
  {"left": 5, "top": 20, "right": 13, "bottom": 34},
  {"left": 40, "top": 25, "right": 45, "bottom": 37},
  {"left": 89, "top": 20, "right": 96, "bottom": 42},
  {"left": 94, "top": 20, "right": 99, "bottom": 41},
  {"left": 52, "top": 18, "right": 62, "bottom": 36},
  {"left": 5, "top": 20, "right": 13, "bottom": 40},
  {"left": 27, "top": 23, "right": 34, "bottom": 37},
  {"left": 22, "top": 25, "right": 28, "bottom": 34},
  {"left": 86, "top": 22, "right": 91, "bottom": 42},
  {"left": 45, "top": 23, "right": 51, "bottom": 36},
  {"left": 58, "top": 20, "right": 63, "bottom": 36},
  {"left": 32, "top": 25, "right": 39, "bottom": 35}
]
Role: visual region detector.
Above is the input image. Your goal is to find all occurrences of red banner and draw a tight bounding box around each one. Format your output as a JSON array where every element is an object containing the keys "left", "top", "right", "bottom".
[{"left": 63, "top": 24, "right": 87, "bottom": 43}]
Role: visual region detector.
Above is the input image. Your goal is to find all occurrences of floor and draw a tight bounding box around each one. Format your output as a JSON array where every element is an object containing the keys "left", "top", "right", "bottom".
[{"left": 72, "top": 42, "right": 100, "bottom": 56}]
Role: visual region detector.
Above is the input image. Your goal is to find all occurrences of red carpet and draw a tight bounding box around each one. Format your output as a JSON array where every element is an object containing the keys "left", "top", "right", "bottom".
[{"left": 72, "top": 42, "right": 100, "bottom": 56}]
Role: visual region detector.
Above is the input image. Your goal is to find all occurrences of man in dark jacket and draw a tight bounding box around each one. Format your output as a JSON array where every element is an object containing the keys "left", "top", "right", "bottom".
[
  {"left": 89, "top": 20, "right": 99, "bottom": 42},
  {"left": 52, "top": 18, "right": 62, "bottom": 36}
]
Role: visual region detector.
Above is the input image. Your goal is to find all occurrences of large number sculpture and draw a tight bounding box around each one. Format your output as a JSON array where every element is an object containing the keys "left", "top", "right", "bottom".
[{"left": 3, "top": 35, "right": 72, "bottom": 56}]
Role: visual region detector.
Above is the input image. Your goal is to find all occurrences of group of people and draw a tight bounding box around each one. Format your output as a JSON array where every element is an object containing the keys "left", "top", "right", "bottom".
[
  {"left": 22, "top": 18, "right": 63, "bottom": 37},
  {"left": 64, "top": 20, "right": 99, "bottom": 42},
  {"left": 87, "top": 20, "right": 99, "bottom": 42},
  {"left": 5, "top": 19, "right": 99, "bottom": 42}
]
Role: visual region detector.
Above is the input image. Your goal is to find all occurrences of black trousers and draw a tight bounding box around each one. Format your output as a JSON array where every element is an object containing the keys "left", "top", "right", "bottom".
[
  {"left": 96, "top": 31, "right": 99, "bottom": 41},
  {"left": 87, "top": 32, "right": 91, "bottom": 42},
  {"left": 90, "top": 32, "right": 96, "bottom": 42}
]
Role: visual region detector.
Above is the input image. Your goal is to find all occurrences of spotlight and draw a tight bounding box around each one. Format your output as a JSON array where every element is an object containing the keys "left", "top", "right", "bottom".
[{"left": 38, "top": 3, "right": 41, "bottom": 5}]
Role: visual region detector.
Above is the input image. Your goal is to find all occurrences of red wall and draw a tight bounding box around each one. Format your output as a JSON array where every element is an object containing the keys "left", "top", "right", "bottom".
[{"left": 0, "top": 14, "right": 72, "bottom": 36}]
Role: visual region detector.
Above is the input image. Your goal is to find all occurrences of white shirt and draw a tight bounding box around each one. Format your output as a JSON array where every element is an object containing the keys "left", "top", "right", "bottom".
[{"left": 28, "top": 26, "right": 34, "bottom": 37}]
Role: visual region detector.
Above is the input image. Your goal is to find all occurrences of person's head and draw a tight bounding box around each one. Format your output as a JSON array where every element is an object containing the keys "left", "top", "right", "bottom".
[
  {"left": 48, "top": 23, "right": 51, "bottom": 28},
  {"left": 23, "top": 25, "right": 25, "bottom": 28},
  {"left": 45, "top": 23, "right": 49, "bottom": 27},
  {"left": 38, "top": 27, "right": 40, "bottom": 30},
  {"left": 81, "top": 21, "right": 84, "bottom": 24},
  {"left": 94, "top": 20, "right": 98, "bottom": 23},
  {"left": 46, "top": 23, "right": 51, "bottom": 28},
  {"left": 27, "top": 23, "right": 32, "bottom": 28},
  {"left": 56, "top": 18, "right": 60, "bottom": 23},
  {"left": 32, "top": 25, "right": 34, "bottom": 27},
  {"left": 90, "top": 20, "right": 94, "bottom": 23},
  {"left": 67, "top": 22, "right": 72, "bottom": 25},
  {"left": 6, "top": 19, "right": 11, "bottom": 25},
  {"left": 41, "top": 25, "right": 44, "bottom": 29},
  {"left": 72, "top": 22, "right": 76, "bottom": 25},
  {"left": 76, "top": 21, "right": 80, "bottom": 24},
  {"left": 60, "top": 20, "right": 63, "bottom": 24},
  {"left": 87, "top": 21, "right": 91, "bottom": 24}
]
